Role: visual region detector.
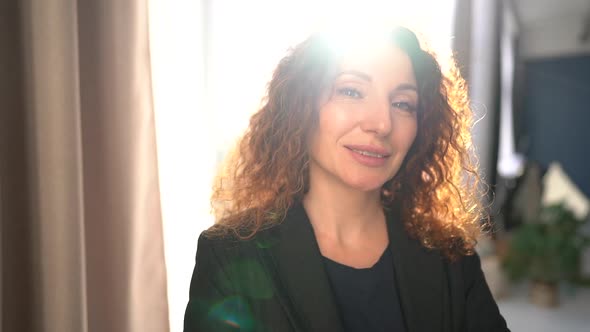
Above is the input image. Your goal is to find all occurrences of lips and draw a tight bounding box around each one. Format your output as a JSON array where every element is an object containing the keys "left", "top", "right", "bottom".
[
  {"left": 344, "top": 145, "right": 391, "bottom": 158},
  {"left": 344, "top": 144, "right": 391, "bottom": 167}
]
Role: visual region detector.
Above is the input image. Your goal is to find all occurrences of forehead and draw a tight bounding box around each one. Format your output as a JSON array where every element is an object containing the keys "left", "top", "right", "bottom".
[{"left": 337, "top": 45, "right": 416, "bottom": 85}]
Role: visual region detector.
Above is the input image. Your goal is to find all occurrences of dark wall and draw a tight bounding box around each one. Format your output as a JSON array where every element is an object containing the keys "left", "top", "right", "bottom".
[{"left": 520, "top": 55, "right": 590, "bottom": 196}]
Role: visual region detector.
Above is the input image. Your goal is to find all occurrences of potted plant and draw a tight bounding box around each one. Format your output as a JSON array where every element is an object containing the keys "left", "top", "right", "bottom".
[{"left": 502, "top": 203, "right": 590, "bottom": 307}]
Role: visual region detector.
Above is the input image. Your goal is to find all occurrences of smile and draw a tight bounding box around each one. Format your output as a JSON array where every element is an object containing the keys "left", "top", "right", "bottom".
[
  {"left": 349, "top": 148, "right": 387, "bottom": 158},
  {"left": 345, "top": 146, "right": 391, "bottom": 167},
  {"left": 344, "top": 145, "right": 391, "bottom": 158}
]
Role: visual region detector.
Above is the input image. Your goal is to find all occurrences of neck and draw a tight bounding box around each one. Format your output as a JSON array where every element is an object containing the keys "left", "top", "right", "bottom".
[{"left": 302, "top": 174, "right": 384, "bottom": 244}]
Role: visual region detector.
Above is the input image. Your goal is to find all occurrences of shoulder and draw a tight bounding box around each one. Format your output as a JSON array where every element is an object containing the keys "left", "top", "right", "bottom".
[
  {"left": 185, "top": 227, "right": 282, "bottom": 331},
  {"left": 196, "top": 228, "right": 248, "bottom": 259},
  {"left": 194, "top": 226, "right": 279, "bottom": 298},
  {"left": 444, "top": 251, "right": 484, "bottom": 284},
  {"left": 456, "top": 251, "right": 484, "bottom": 274},
  {"left": 196, "top": 224, "right": 280, "bottom": 261},
  {"left": 450, "top": 252, "right": 510, "bottom": 330}
]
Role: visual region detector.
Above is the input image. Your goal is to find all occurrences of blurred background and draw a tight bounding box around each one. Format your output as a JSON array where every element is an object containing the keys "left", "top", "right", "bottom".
[{"left": 1, "top": 0, "right": 589, "bottom": 331}]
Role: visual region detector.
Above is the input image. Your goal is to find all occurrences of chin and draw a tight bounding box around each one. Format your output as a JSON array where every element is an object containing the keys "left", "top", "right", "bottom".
[{"left": 345, "top": 177, "right": 387, "bottom": 193}]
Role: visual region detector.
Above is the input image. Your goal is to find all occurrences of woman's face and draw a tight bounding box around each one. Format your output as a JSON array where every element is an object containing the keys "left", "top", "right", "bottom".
[{"left": 308, "top": 44, "right": 418, "bottom": 193}]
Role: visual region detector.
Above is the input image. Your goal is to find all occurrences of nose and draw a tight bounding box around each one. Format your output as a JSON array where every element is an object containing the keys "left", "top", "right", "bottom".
[{"left": 359, "top": 98, "right": 392, "bottom": 136}]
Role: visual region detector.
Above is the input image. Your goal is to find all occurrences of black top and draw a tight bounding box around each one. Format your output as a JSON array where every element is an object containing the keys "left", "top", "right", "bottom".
[{"left": 323, "top": 245, "right": 407, "bottom": 332}]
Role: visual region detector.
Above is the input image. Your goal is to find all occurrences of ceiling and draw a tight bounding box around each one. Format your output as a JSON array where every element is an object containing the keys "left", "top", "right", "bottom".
[{"left": 513, "top": 0, "right": 590, "bottom": 25}]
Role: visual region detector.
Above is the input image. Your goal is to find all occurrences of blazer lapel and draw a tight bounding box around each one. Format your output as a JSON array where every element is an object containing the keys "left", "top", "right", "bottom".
[
  {"left": 387, "top": 201, "right": 447, "bottom": 332},
  {"left": 261, "top": 203, "right": 344, "bottom": 332},
  {"left": 258, "top": 201, "right": 448, "bottom": 332}
]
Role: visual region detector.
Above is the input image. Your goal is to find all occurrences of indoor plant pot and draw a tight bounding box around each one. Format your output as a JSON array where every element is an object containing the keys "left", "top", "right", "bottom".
[{"left": 502, "top": 203, "right": 589, "bottom": 307}]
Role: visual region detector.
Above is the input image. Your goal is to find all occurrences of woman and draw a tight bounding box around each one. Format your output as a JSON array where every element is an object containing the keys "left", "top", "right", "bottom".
[{"left": 184, "top": 26, "right": 509, "bottom": 332}]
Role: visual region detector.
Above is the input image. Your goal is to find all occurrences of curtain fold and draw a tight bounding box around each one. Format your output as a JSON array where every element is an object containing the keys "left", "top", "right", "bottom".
[
  {"left": 0, "top": 1, "right": 34, "bottom": 331},
  {"left": 21, "top": 0, "right": 87, "bottom": 330},
  {"left": 1, "top": 0, "right": 169, "bottom": 331}
]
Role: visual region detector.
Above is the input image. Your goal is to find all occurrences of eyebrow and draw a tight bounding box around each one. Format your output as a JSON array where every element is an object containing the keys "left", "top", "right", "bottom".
[
  {"left": 337, "top": 70, "right": 373, "bottom": 82},
  {"left": 336, "top": 71, "right": 418, "bottom": 93},
  {"left": 394, "top": 83, "right": 418, "bottom": 93}
]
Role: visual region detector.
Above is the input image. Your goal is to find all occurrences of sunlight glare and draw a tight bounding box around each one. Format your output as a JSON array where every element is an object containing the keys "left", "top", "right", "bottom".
[{"left": 149, "top": 1, "right": 457, "bottom": 331}]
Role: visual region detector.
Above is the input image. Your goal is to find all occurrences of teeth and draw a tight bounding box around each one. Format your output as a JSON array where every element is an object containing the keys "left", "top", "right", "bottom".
[{"left": 351, "top": 148, "right": 385, "bottom": 158}]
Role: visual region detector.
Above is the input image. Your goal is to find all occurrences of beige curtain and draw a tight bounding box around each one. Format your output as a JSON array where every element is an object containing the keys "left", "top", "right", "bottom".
[{"left": 1, "top": 0, "right": 169, "bottom": 331}]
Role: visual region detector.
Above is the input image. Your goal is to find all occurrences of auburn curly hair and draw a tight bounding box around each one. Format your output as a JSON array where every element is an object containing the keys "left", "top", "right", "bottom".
[{"left": 209, "top": 26, "right": 486, "bottom": 260}]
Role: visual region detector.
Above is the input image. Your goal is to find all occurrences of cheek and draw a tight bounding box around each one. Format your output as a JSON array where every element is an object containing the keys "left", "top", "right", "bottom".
[
  {"left": 394, "top": 118, "right": 418, "bottom": 149},
  {"left": 317, "top": 106, "right": 356, "bottom": 141},
  {"left": 408, "top": 122, "right": 418, "bottom": 145}
]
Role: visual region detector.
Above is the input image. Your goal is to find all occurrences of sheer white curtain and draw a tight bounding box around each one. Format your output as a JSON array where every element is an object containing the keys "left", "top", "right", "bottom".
[
  {"left": 148, "top": 1, "right": 457, "bottom": 330},
  {"left": 149, "top": 2, "right": 313, "bottom": 330},
  {"left": 148, "top": 2, "right": 214, "bottom": 332}
]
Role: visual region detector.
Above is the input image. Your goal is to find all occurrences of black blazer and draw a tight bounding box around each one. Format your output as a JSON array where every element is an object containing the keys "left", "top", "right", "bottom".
[{"left": 184, "top": 202, "right": 510, "bottom": 332}]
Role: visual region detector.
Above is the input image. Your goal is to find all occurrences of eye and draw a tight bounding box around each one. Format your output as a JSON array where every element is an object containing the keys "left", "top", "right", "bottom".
[
  {"left": 336, "top": 87, "right": 363, "bottom": 99},
  {"left": 392, "top": 101, "right": 417, "bottom": 112}
]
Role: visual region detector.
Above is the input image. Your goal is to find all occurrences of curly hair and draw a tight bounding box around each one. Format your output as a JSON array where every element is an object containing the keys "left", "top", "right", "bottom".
[{"left": 209, "top": 27, "right": 486, "bottom": 261}]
